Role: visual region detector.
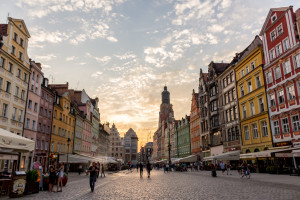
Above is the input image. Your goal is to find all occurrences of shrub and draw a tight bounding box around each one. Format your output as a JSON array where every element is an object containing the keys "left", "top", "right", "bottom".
[{"left": 26, "top": 170, "right": 39, "bottom": 182}]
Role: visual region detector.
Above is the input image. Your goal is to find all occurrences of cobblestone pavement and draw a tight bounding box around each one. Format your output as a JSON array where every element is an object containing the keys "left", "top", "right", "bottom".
[{"left": 5, "top": 170, "right": 300, "bottom": 200}]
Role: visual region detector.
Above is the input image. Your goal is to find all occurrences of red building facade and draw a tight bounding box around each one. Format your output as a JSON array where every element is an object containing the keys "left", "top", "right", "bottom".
[
  {"left": 260, "top": 6, "right": 300, "bottom": 147},
  {"left": 190, "top": 90, "right": 201, "bottom": 156}
]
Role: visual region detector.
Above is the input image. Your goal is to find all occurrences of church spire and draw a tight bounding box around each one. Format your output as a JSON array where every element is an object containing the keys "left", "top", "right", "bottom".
[{"left": 161, "top": 85, "right": 170, "bottom": 104}]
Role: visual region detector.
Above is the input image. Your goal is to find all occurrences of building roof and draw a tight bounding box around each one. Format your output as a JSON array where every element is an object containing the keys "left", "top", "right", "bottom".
[
  {"left": 0, "top": 24, "right": 8, "bottom": 36},
  {"left": 210, "top": 62, "right": 229, "bottom": 75},
  {"left": 236, "top": 35, "right": 262, "bottom": 65},
  {"left": 259, "top": 6, "right": 291, "bottom": 36}
]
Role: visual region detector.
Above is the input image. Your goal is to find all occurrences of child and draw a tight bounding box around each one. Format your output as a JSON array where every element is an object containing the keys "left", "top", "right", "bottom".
[{"left": 49, "top": 166, "right": 56, "bottom": 192}]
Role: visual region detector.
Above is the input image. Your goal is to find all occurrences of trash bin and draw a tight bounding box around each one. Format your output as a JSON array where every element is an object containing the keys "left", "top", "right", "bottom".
[
  {"left": 9, "top": 171, "right": 26, "bottom": 198},
  {"left": 211, "top": 169, "right": 217, "bottom": 177}
]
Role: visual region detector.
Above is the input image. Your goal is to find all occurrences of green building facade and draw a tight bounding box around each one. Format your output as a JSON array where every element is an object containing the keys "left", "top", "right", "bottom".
[{"left": 175, "top": 115, "right": 191, "bottom": 158}]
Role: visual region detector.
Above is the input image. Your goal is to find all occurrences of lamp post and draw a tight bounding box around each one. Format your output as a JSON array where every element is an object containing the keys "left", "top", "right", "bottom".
[{"left": 66, "top": 137, "right": 71, "bottom": 174}]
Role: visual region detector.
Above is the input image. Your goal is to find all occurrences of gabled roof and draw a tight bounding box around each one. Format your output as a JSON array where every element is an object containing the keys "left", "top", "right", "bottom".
[
  {"left": 236, "top": 35, "right": 262, "bottom": 65},
  {"left": 9, "top": 17, "right": 31, "bottom": 38},
  {"left": 259, "top": 6, "right": 291, "bottom": 36}
]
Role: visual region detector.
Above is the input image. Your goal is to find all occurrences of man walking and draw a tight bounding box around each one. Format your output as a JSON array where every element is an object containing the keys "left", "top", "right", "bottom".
[
  {"left": 146, "top": 161, "right": 152, "bottom": 178},
  {"left": 101, "top": 164, "right": 105, "bottom": 177},
  {"left": 139, "top": 162, "right": 143, "bottom": 177},
  {"left": 220, "top": 161, "right": 226, "bottom": 175},
  {"left": 88, "top": 162, "right": 99, "bottom": 192}
]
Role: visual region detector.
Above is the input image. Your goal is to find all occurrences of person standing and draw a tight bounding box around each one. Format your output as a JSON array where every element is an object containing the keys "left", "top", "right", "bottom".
[
  {"left": 163, "top": 164, "right": 166, "bottom": 173},
  {"left": 146, "top": 161, "right": 152, "bottom": 178},
  {"left": 101, "top": 164, "right": 105, "bottom": 178},
  {"left": 139, "top": 162, "right": 143, "bottom": 177},
  {"left": 166, "top": 164, "right": 169, "bottom": 173},
  {"left": 220, "top": 161, "right": 226, "bottom": 175},
  {"left": 56, "top": 163, "right": 64, "bottom": 192},
  {"left": 226, "top": 161, "right": 232, "bottom": 175},
  {"left": 48, "top": 166, "right": 56, "bottom": 193},
  {"left": 78, "top": 164, "right": 82, "bottom": 175},
  {"left": 88, "top": 162, "right": 99, "bottom": 192}
]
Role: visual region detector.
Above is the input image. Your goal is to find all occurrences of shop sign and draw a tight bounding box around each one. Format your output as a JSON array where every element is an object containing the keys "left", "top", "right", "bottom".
[
  {"left": 275, "top": 153, "right": 293, "bottom": 158},
  {"left": 275, "top": 142, "right": 291, "bottom": 147},
  {"left": 12, "top": 179, "right": 26, "bottom": 194},
  {"left": 49, "top": 153, "right": 58, "bottom": 158},
  {"left": 0, "top": 154, "right": 18, "bottom": 160},
  {"left": 228, "top": 147, "right": 236, "bottom": 151},
  {"left": 293, "top": 142, "right": 300, "bottom": 148}
]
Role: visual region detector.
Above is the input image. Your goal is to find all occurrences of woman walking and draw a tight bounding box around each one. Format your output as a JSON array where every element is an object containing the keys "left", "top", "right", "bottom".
[
  {"left": 48, "top": 166, "right": 56, "bottom": 192},
  {"left": 57, "top": 163, "right": 64, "bottom": 192}
]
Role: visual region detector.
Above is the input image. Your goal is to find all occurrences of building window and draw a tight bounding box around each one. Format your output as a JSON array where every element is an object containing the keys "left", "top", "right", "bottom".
[
  {"left": 240, "top": 86, "right": 244, "bottom": 97},
  {"left": 273, "top": 121, "right": 280, "bottom": 135},
  {"left": 276, "top": 43, "right": 283, "bottom": 56},
  {"left": 294, "top": 53, "right": 300, "bottom": 69},
  {"left": 230, "top": 72, "right": 234, "bottom": 82},
  {"left": 283, "top": 60, "right": 291, "bottom": 75},
  {"left": 241, "top": 69, "right": 244, "bottom": 77},
  {"left": 275, "top": 66, "right": 281, "bottom": 80},
  {"left": 252, "top": 124, "right": 258, "bottom": 138},
  {"left": 11, "top": 46, "right": 16, "bottom": 55},
  {"left": 251, "top": 62, "right": 255, "bottom": 70},
  {"left": 18, "top": 110, "right": 23, "bottom": 121},
  {"left": 21, "top": 90, "right": 25, "bottom": 100},
  {"left": 277, "top": 24, "right": 283, "bottom": 35},
  {"left": 292, "top": 115, "right": 300, "bottom": 132},
  {"left": 5, "top": 81, "right": 11, "bottom": 93},
  {"left": 259, "top": 98, "right": 264, "bottom": 112},
  {"left": 271, "top": 14, "right": 277, "bottom": 22},
  {"left": 262, "top": 121, "right": 268, "bottom": 137},
  {"left": 13, "top": 32, "right": 18, "bottom": 41},
  {"left": 247, "top": 81, "right": 252, "bottom": 93},
  {"left": 228, "top": 129, "right": 231, "bottom": 141},
  {"left": 20, "top": 38, "right": 24, "bottom": 47},
  {"left": 8, "top": 62, "right": 13, "bottom": 73},
  {"left": 246, "top": 66, "right": 249, "bottom": 74},
  {"left": 266, "top": 71, "right": 273, "bottom": 84},
  {"left": 282, "top": 118, "right": 290, "bottom": 133},
  {"left": 278, "top": 90, "right": 285, "bottom": 104},
  {"left": 36, "top": 140, "right": 39, "bottom": 150},
  {"left": 34, "top": 103, "right": 38, "bottom": 112},
  {"left": 28, "top": 100, "right": 32, "bottom": 109},
  {"left": 270, "top": 30, "right": 276, "bottom": 41},
  {"left": 12, "top": 107, "right": 17, "bottom": 120},
  {"left": 250, "top": 102, "right": 255, "bottom": 116},
  {"left": 210, "top": 100, "right": 217, "bottom": 112},
  {"left": 270, "top": 48, "right": 276, "bottom": 60},
  {"left": 283, "top": 38, "right": 290, "bottom": 51},
  {"left": 0, "top": 57, "right": 5, "bottom": 68},
  {"left": 23, "top": 73, "right": 27, "bottom": 82},
  {"left": 242, "top": 105, "right": 247, "bottom": 119},
  {"left": 0, "top": 77, "right": 3, "bottom": 89},
  {"left": 32, "top": 120, "right": 36, "bottom": 130},
  {"left": 287, "top": 85, "right": 295, "bottom": 100},
  {"left": 32, "top": 71, "right": 35, "bottom": 80},
  {"left": 245, "top": 126, "right": 250, "bottom": 140},
  {"left": 26, "top": 118, "right": 30, "bottom": 128},
  {"left": 255, "top": 76, "right": 261, "bottom": 88},
  {"left": 18, "top": 52, "right": 23, "bottom": 61},
  {"left": 15, "top": 86, "right": 19, "bottom": 96}
]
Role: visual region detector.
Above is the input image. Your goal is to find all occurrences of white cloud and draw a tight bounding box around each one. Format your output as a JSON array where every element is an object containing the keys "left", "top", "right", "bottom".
[
  {"left": 86, "top": 53, "right": 111, "bottom": 65},
  {"left": 34, "top": 54, "right": 56, "bottom": 62},
  {"left": 91, "top": 71, "right": 103, "bottom": 78},
  {"left": 66, "top": 56, "right": 76, "bottom": 61},
  {"left": 115, "top": 52, "right": 136, "bottom": 60},
  {"left": 107, "top": 36, "right": 118, "bottom": 42},
  {"left": 208, "top": 24, "right": 225, "bottom": 33},
  {"left": 30, "top": 27, "right": 70, "bottom": 45}
]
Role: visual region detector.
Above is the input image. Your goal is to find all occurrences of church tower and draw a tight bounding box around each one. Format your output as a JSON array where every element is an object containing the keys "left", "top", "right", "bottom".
[
  {"left": 159, "top": 86, "right": 173, "bottom": 126},
  {"left": 161, "top": 86, "right": 170, "bottom": 104}
]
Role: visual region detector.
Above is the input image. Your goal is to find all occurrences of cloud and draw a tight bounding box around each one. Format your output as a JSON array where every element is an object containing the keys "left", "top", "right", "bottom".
[
  {"left": 208, "top": 24, "right": 225, "bottom": 33},
  {"left": 86, "top": 53, "right": 111, "bottom": 65},
  {"left": 30, "top": 27, "right": 70, "bottom": 45},
  {"left": 66, "top": 56, "right": 76, "bottom": 61},
  {"left": 34, "top": 54, "right": 56, "bottom": 62},
  {"left": 91, "top": 71, "right": 103, "bottom": 78},
  {"left": 107, "top": 36, "right": 118, "bottom": 42}
]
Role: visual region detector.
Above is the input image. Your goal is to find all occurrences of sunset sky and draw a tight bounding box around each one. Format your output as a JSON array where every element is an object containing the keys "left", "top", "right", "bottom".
[{"left": 1, "top": 0, "right": 299, "bottom": 149}]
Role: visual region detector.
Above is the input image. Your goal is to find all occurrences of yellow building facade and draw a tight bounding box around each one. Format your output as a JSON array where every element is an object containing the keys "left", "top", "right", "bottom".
[
  {"left": 50, "top": 91, "right": 75, "bottom": 157},
  {"left": 235, "top": 36, "right": 273, "bottom": 153}
]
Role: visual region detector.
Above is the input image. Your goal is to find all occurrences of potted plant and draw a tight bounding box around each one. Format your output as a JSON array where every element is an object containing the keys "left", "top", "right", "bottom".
[
  {"left": 62, "top": 172, "right": 68, "bottom": 186},
  {"left": 25, "top": 170, "right": 39, "bottom": 194}
]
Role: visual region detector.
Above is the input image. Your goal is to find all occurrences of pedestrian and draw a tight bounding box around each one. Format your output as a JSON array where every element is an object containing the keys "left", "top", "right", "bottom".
[
  {"left": 146, "top": 161, "right": 152, "bottom": 178},
  {"left": 226, "top": 161, "right": 232, "bottom": 175},
  {"left": 97, "top": 162, "right": 100, "bottom": 178},
  {"left": 220, "top": 161, "right": 226, "bottom": 175},
  {"left": 56, "top": 163, "right": 64, "bottom": 192},
  {"left": 101, "top": 164, "right": 105, "bottom": 177},
  {"left": 166, "top": 164, "right": 169, "bottom": 173},
  {"left": 190, "top": 163, "right": 193, "bottom": 172},
  {"left": 137, "top": 163, "right": 139, "bottom": 172},
  {"left": 88, "top": 162, "right": 99, "bottom": 192},
  {"left": 163, "top": 164, "right": 166, "bottom": 173},
  {"left": 139, "top": 162, "right": 143, "bottom": 177},
  {"left": 48, "top": 166, "right": 56, "bottom": 193},
  {"left": 78, "top": 164, "right": 82, "bottom": 175}
]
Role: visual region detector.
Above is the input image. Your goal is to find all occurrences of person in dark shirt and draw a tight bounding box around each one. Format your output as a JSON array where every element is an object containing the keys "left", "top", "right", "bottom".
[
  {"left": 139, "top": 163, "right": 143, "bottom": 177},
  {"left": 48, "top": 166, "right": 56, "bottom": 193},
  {"left": 88, "top": 162, "right": 99, "bottom": 192},
  {"left": 146, "top": 161, "right": 152, "bottom": 178}
]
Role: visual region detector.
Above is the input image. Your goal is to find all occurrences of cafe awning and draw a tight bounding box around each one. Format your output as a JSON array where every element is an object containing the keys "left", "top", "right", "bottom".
[
  {"left": 203, "top": 150, "right": 240, "bottom": 161},
  {"left": 0, "top": 128, "right": 34, "bottom": 151},
  {"left": 240, "top": 147, "right": 300, "bottom": 159},
  {"left": 179, "top": 155, "right": 197, "bottom": 163},
  {"left": 59, "top": 154, "right": 91, "bottom": 164}
]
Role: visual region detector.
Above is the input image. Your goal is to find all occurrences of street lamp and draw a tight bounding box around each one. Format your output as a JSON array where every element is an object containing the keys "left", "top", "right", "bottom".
[{"left": 66, "top": 137, "right": 71, "bottom": 174}]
